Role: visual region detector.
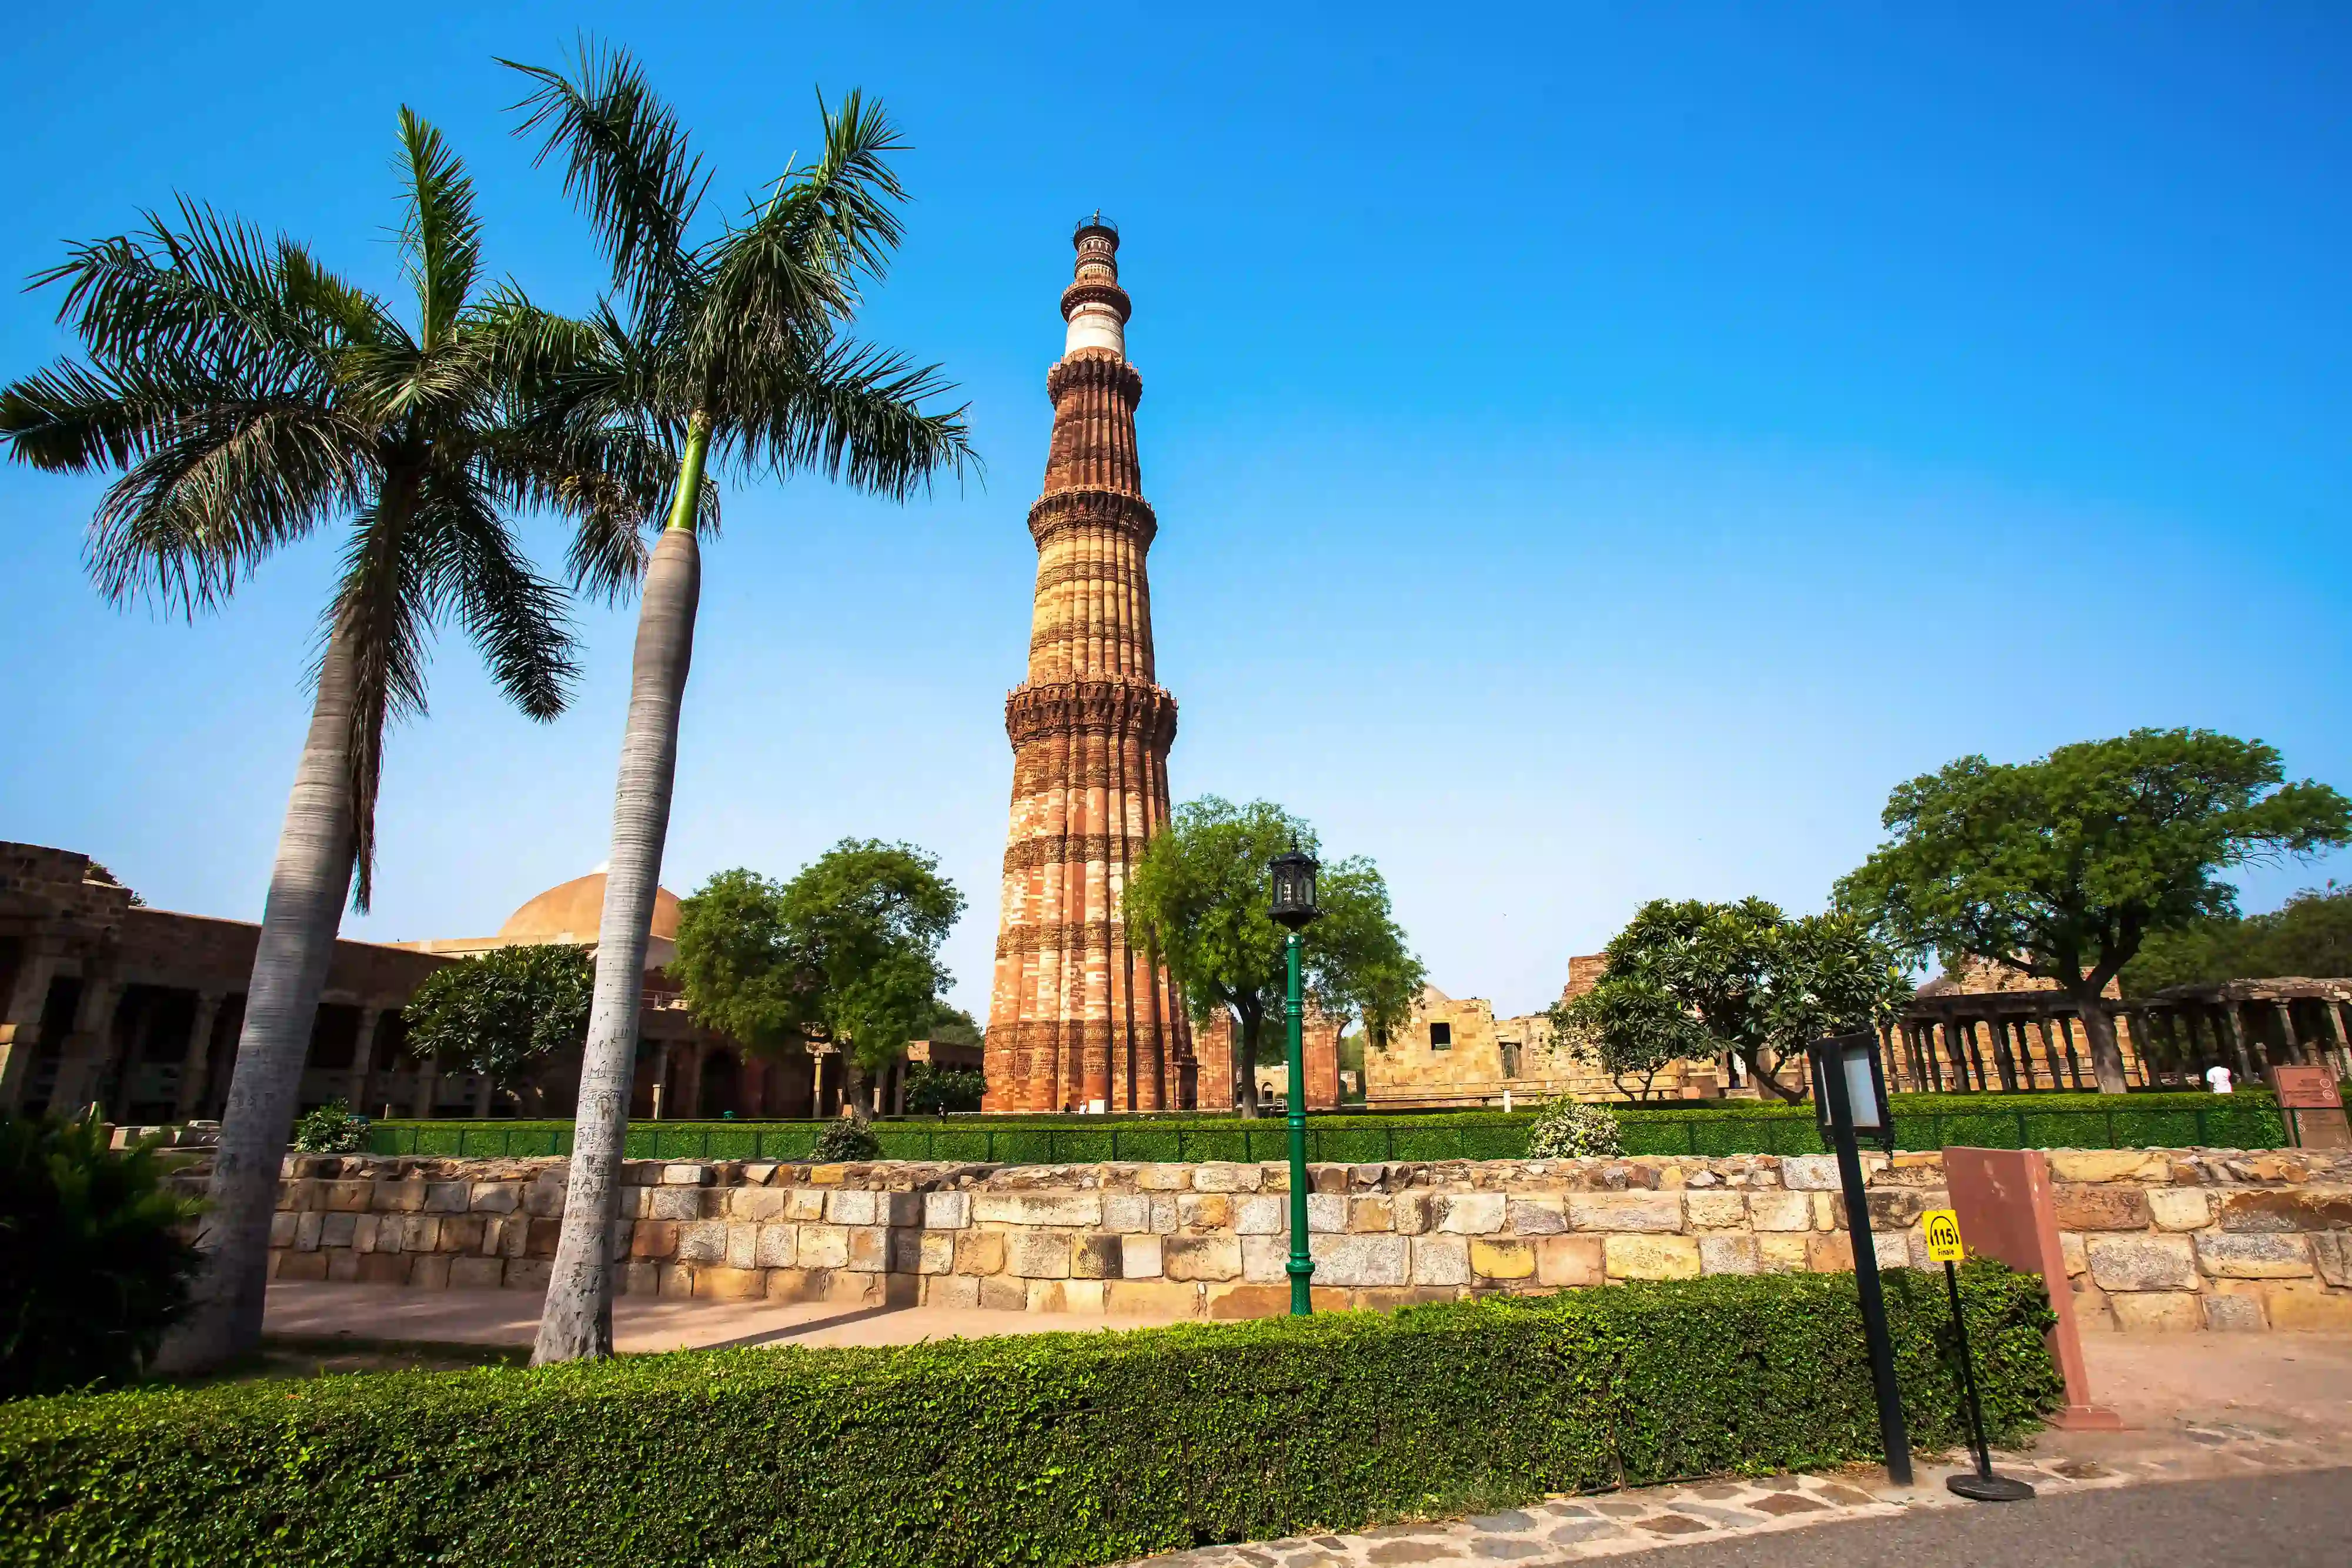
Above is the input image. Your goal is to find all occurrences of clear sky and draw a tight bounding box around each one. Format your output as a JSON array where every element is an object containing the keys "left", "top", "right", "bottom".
[{"left": 3, "top": 3, "right": 2348, "bottom": 1021}]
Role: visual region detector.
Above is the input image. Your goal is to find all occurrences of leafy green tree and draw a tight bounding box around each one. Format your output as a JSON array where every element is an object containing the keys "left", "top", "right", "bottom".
[
  {"left": 401, "top": 944, "right": 594, "bottom": 1111},
  {"left": 669, "top": 869, "right": 804, "bottom": 1053},
  {"left": 904, "top": 1064, "right": 986, "bottom": 1115},
  {"left": 1583, "top": 898, "right": 1910, "bottom": 1101},
  {"left": 921, "top": 1002, "right": 983, "bottom": 1049},
  {"left": 1837, "top": 730, "right": 2352, "bottom": 1093},
  {"left": 2124, "top": 883, "right": 2352, "bottom": 994},
  {"left": 1306, "top": 858, "right": 1429, "bottom": 1057},
  {"left": 1551, "top": 975, "right": 1708, "bottom": 1101},
  {"left": 501, "top": 44, "right": 974, "bottom": 1366},
  {"left": 0, "top": 114, "right": 664, "bottom": 1374},
  {"left": 673, "top": 844, "right": 963, "bottom": 1129},
  {"left": 1123, "top": 798, "right": 1425, "bottom": 1119}
]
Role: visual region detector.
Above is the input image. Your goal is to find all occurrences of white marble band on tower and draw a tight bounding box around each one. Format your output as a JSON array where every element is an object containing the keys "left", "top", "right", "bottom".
[
  {"left": 1064, "top": 303, "right": 1125, "bottom": 356},
  {"left": 1060, "top": 217, "right": 1132, "bottom": 359}
]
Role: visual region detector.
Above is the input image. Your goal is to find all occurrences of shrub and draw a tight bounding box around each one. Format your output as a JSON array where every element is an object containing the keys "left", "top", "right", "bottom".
[
  {"left": 0, "top": 1114, "right": 202, "bottom": 1400},
  {"left": 811, "top": 1118, "right": 883, "bottom": 1162},
  {"left": 0, "top": 1263, "right": 2059, "bottom": 1565},
  {"left": 1524, "top": 1099, "right": 1625, "bottom": 1158},
  {"left": 291, "top": 1101, "right": 369, "bottom": 1154}
]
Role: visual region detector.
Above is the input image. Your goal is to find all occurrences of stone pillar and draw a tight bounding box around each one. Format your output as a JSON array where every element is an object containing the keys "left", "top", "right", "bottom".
[
  {"left": 0, "top": 947, "right": 62, "bottom": 1112},
  {"left": 2221, "top": 1004, "right": 2256, "bottom": 1081},
  {"left": 346, "top": 1005, "right": 383, "bottom": 1115},
  {"left": 2124, "top": 1007, "right": 2157, "bottom": 1085},
  {"left": 680, "top": 1042, "right": 707, "bottom": 1121},
  {"left": 2270, "top": 1000, "right": 2304, "bottom": 1068},
  {"left": 1302, "top": 1011, "right": 1342, "bottom": 1111},
  {"left": 1191, "top": 1009, "right": 1235, "bottom": 1111},
  {"left": 471, "top": 1072, "right": 493, "bottom": 1118},
  {"left": 2033, "top": 1014, "right": 2060, "bottom": 1089},
  {"left": 412, "top": 1052, "right": 439, "bottom": 1119},
  {"left": 2321, "top": 1001, "right": 2352, "bottom": 1084},
  {"left": 173, "top": 991, "right": 225, "bottom": 1120},
  {"left": 49, "top": 969, "right": 122, "bottom": 1118}
]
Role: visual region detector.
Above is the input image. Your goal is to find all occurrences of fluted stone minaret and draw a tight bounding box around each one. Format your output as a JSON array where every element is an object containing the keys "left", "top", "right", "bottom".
[{"left": 983, "top": 219, "right": 1195, "bottom": 1113}]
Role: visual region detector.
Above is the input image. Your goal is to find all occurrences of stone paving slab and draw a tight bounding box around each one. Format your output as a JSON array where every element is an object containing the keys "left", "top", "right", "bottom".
[{"left": 1122, "top": 1421, "right": 2352, "bottom": 1568}]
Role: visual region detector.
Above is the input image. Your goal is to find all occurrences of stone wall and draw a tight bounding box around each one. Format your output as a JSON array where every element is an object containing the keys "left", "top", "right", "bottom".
[
  {"left": 246, "top": 1148, "right": 2352, "bottom": 1330},
  {"left": 1364, "top": 984, "right": 1721, "bottom": 1109}
]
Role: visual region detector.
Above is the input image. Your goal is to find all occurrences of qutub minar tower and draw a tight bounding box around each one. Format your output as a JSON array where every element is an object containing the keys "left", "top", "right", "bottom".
[{"left": 983, "top": 218, "right": 1198, "bottom": 1112}]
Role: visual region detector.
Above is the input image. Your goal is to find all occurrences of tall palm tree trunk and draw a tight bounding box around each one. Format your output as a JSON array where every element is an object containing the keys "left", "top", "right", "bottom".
[
  {"left": 535, "top": 427, "right": 707, "bottom": 1365},
  {"left": 155, "top": 618, "right": 363, "bottom": 1373}
]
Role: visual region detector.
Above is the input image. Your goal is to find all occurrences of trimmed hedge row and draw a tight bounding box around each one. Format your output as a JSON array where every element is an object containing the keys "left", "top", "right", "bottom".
[
  {"left": 0, "top": 1265, "right": 2062, "bottom": 1567},
  {"left": 363, "top": 1088, "right": 2287, "bottom": 1162}
]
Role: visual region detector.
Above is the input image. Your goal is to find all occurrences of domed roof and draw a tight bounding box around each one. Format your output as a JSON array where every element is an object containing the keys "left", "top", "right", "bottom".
[{"left": 497, "top": 872, "right": 681, "bottom": 945}]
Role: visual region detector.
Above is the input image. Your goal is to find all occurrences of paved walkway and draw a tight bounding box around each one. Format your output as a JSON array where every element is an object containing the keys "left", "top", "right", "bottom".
[
  {"left": 262, "top": 1282, "right": 1187, "bottom": 1352},
  {"left": 1525, "top": 1470, "right": 2349, "bottom": 1568}
]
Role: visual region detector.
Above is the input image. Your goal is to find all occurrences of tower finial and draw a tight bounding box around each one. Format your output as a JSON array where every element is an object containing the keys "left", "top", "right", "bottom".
[{"left": 1063, "top": 217, "right": 1130, "bottom": 357}]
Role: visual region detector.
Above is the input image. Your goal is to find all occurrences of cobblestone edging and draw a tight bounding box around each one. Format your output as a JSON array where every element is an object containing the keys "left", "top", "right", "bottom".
[{"left": 239, "top": 1148, "right": 2352, "bottom": 1329}]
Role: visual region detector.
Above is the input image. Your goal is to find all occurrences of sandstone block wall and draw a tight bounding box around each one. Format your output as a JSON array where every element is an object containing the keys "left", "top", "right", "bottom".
[{"left": 245, "top": 1148, "right": 2352, "bottom": 1330}]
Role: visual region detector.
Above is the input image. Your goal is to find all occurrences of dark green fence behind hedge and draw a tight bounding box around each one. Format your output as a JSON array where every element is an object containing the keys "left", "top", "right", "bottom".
[{"left": 365, "top": 1099, "right": 2287, "bottom": 1162}]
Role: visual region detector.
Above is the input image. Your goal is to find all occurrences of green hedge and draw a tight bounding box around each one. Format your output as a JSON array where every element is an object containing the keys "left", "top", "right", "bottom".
[
  {"left": 362, "top": 1088, "right": 2287, "bottom": 1162},
  {"left": 0, "top": 1263, "right": 2060, "bottom": 1567}
]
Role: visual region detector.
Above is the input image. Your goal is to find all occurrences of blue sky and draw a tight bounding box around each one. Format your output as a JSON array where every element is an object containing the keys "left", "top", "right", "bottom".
[{"left": 3, "top": 3, "right": 2347, "bottom": 1019}]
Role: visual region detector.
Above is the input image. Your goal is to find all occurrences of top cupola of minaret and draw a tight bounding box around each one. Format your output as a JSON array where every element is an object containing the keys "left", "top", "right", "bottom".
[{"left": 1061, "top": 213, "right": 1132, "bottom": 358}]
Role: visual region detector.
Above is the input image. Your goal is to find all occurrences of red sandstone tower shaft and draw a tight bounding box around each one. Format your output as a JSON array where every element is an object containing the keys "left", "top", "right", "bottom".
[{"left": 983, "top": 219, "right": 1195, "bottom": 1113}]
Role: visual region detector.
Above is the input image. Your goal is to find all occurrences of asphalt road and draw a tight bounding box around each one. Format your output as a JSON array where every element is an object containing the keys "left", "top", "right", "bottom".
[{"left": 1613, "top": 1470, "right": 2351, "bottom": 1568}]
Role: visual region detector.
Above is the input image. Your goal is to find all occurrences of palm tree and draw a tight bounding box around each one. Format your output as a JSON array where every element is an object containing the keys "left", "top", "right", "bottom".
[
  {"left": 502, "top": 45, "right": 974, "bottom": 1364},
  {"left": 0, "top": 112, "right": 669, "bottom": 1372}
]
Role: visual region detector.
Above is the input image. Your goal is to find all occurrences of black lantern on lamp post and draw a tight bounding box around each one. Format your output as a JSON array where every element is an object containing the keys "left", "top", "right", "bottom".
[
  {"left": 1268, "top": 844, "right": 1320, "bottom": 1315},
  {"left": 1810, "top": 1031, "right": 1912, "bottom": 1487}
]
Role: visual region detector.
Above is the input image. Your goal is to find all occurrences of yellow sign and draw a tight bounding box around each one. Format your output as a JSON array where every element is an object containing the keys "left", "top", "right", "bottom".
[{"left": 1922, "top": 1208, "right": 1966, "bottom": 1263}]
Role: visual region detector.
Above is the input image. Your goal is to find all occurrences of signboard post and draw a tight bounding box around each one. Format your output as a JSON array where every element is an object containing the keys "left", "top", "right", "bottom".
[
  {"left": 1923, "top": 1207, "right": 2036, "bottom": 1503},
  {"left": 2270, "top": 1066, "right": 2349, "bottom": 1151}
]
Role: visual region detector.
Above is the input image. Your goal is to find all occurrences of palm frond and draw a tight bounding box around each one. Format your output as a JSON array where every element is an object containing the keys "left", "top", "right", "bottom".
[
  {"left": 782, "top": 89, "right": 910, "bottom": 282},
  {"left": 0, "top": 350, "right": 372, "bottom": 615},
  {"left": 501, "top": 39, "right": 705, "bottom": 317},
  {"left": 394, "top": 108, "right": 483, "bottom": 349},
  {"left": 37, "top": 201, "right": 391, "bottom": 373},
  {"left": 322, "top": 501, "right": 435, "bottom": 911},
  {"left": 479, "top": 412, "right": 693, "bottom": 602},
  {"left": 686, "top": 91, "right": 911, "bottom": 380},
  {"left": 421, "top": 465, "right": 579, "bottom": 721},
  {"left": 723, "top": 333, "right": 974, "bottom": 502}
]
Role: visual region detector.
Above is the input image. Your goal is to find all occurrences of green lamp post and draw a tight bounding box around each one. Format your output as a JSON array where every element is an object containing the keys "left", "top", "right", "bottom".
[{"left": 1268, "top": 843, "right": 1322, "bottom": 1315}]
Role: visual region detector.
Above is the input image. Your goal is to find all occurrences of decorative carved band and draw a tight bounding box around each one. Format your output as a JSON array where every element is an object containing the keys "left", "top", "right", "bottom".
[
  {"left": 1046, "top": 352, "right": 1143, "bottom": 407},
  {"left": 995, "top": 920, "right": 1121, "bottom": 958},
  {"left": 1032, "top": 553, "right": 1149, "bottom": 595},
  {"left": 1004, "top": 680, "right": 1179, "bottom": 749},
  {"left": 1001, "top": 834, "right": 1144, "bottom": 874},
  {"left": 1027, "top": 487, "right": 1157, "bottom": 548},
  {"left": 987, "top": 1016, "right": 1189, "bottom": 1057},
  {"left": 1058, "top": 279, "right": 1132, "bottom": 325}
]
